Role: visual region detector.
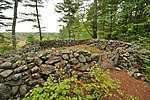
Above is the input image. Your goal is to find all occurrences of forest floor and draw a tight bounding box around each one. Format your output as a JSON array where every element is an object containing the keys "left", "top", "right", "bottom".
[{"left": 56, "top": 45, "right": 150, "bottom": 100}]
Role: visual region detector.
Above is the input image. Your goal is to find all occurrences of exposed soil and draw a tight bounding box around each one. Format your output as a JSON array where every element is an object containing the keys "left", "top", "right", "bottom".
[{"left": 55, "top": 45, "right": 150, "bottom": 100}]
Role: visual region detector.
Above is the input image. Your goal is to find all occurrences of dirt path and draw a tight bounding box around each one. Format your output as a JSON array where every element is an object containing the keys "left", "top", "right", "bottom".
[{"left": 102, "top": 60, "right": 150, "bottom": 100}]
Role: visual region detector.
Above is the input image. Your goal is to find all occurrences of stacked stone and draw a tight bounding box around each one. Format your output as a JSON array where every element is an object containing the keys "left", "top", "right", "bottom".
[{"left": 0, "top": 48, "right": 101, "bottom": 99}]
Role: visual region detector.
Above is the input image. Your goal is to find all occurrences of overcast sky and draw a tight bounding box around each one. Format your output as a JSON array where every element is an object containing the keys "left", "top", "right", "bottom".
[{"left": 2, "top": 0, "right": 63, "bottom": 32}]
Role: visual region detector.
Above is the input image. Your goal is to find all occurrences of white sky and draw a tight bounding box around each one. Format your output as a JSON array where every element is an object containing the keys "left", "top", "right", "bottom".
[{"left": 2, "top": 0, "right": 63, "bottom": 32}]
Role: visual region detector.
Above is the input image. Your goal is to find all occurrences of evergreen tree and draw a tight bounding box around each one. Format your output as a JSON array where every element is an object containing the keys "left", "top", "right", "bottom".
[{"left": 55, "top": 0, "right": 80, "bottom": 39}]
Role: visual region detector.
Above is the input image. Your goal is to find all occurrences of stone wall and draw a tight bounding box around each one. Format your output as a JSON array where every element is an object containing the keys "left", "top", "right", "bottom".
[
  {"left": 0, "top": 48, "right": 103, "bottom": 99},
  {"left": 0, "top": 39, "right": 145, "bottom": 99}
]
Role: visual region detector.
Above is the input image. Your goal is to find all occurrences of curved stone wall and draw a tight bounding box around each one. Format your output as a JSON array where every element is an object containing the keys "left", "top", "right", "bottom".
[{"left": 0, "top": 39, "right": 144, "bottom": 99}]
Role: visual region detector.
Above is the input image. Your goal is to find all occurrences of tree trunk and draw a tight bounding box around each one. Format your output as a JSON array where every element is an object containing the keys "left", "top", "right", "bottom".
[
  {"left": 12, "top": 0, "right": 18, "bottom": 49},
  {"left": 35, "top": 0, "right": 42, "bottom": 41},
  {"left": 92, "top": 0, "right": 97, "bottom": 39}
]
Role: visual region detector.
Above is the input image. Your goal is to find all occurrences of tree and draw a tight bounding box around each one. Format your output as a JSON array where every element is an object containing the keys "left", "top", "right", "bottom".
[
  {"left": 19, "top": 0, "right": 46, "bottom": 41},
  {"left": 0, "top": 0, "right": 13, "bottom": 30},
  {"left": 55, "top": 0, "right": 80, "bottom": 39},
  {"left": 92, "top": 0, "right": 98, "bottom": 38},
  {"left": 12, "top": 0, "right": 20, "bottom": 49}
]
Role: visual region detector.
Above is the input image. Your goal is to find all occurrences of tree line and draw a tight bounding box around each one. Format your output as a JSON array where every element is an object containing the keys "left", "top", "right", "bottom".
[{"left": 0, "top": 0, "right": 150, "bottom": 49}]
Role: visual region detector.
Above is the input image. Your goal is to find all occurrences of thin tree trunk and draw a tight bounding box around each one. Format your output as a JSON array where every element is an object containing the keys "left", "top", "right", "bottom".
[
  {"left": 12, "top": 0, "right": 18, "bottom": 49},
  {"left": 68, "top": 3, "right": 71, "bottom": 39},
  {"left": 92, "top": 0, "right": 97, "bottom": 39},
  {"left": 35, "top": 0, "right": 42, "bottom": 41}
]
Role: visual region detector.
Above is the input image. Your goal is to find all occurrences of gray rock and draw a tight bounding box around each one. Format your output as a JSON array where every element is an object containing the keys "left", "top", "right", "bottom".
[
  {"left": 74, "top": 53, "right": 79, "bottom": 58},
  {"left": 91, "top": 53, "right": 100, "bottom": 62},
  {"left": 70, "top": 58, "right": 78, "bottom": 65},
  {"left": 10, "top": 86, "right": 19, "bottom": 96},
  {"left": 59, "top": 61, "right": 68, "bottom": 68},
  {"left": 0, "top": 83, "right": 11, "bottom": 100},
  {"left": 20, "top": 84, "right": 27, "bottom": 96},
  {"left": 28, "top": 80, "right": 39, "bottom": 86},
  {"left": 62, "top": 54, "right": 69, "bottom": 60},
  {"left": 61, "top": 49, "right": 70, "bottom": 54},
  {"left": 31, "top": 66, "right": 40, "bottom": 73},
  {"left": 40, "top": 64, "right": 55, "bottom": 75},
  {"left": 134, "top": 73, "right": 143, "bottom": 79},
  {"left": 55, "top": 50, "right": 60, "bottom": 56},
  {"left": 11, "top": 73, "right": 23, "bottom": 81},
  {"left": 5, "top": 79, "right": 23, "bottom": 86},
  {"left": 47, "top": 57, "right": 61, "bottom": 65},
  {"left": 14, "top": 65, "right": 28, "bottom": 73},
  {"left": 34, "top": 58, "right": 43, "bottom": 66},
  {"left": 12, "top": 60, "right": 22, "bottom": 68},
  {"left": 79, "top": 64, "right": 90, "bottom": 72},
  {"left": 26, "top": 57, "right": 34, "bottom": 63},
  {"left": 0, "top": 61, "right": 12, "bottom": 69},
  {"left": 0, "top": 76, "right": 4, "bottom": 82},
  {"left": 0, "top": 70, "right": 13, "bottom": 78},
  {"left": 78, "top": 54, "right": 86, "bottom": 63},
  {"left": 114, "top": 52, "right": 119, "bottom": 65},
  {"left": 127, "top": 69, "right": 139, "bottom": 77},
  {"left": 85, "top": 56, "right": 92, "bottom": 62},
  {"left": 28, "top": 63, "right": 35, "bottom": 69},
  {"left": 0, "top": 69, "right": 4, "bottom": 72},
  {"left": 32, "top": 73, "right": 41, "bottom": 79},
  {"left": 115, "top": 67, "right": 121, "bottom": 71}
]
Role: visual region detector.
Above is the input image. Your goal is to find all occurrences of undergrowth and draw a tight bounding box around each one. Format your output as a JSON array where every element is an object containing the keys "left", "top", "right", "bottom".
[{"left": 24, "top": 65, "right": 136, "bottom": 100}]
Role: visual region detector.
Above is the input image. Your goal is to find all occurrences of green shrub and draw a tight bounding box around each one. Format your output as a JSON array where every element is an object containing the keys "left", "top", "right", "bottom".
[
  {"left": 24, "top": 65, "right": 136, "bottom": 100},
  {"left": 25, "top": 34, "right": 37, "bottom": 44}
]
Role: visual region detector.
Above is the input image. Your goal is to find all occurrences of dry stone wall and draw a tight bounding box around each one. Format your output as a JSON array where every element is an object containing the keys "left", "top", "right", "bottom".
[
  {"left": 0, "top": 48, "right": 102, "bottom": 99},
  {"left": 0, "top": 39, "right": 145, "bottom": 99}
]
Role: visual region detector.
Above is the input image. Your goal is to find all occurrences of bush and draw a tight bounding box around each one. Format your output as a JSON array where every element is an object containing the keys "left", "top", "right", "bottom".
[
  {"left": 24, "top": 65, "right": 135, "bottom": 100},
  {"left": 25, "top": 34, "right": 37, "bottom": 44}
]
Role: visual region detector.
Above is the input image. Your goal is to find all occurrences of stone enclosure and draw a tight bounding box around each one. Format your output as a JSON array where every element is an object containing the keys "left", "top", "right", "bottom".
[{"left": 0, "top": 39, "right": 147, "bottom": 99}]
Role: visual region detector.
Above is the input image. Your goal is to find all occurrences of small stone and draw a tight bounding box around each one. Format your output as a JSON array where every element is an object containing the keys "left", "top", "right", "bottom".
[
  {"left": 11, "top": 73, "right": 23, "bottom": 81},
  {"left": 70, "top": 58, "right": 78, "bottom": 65},
  {"left": 12, "top": 60, "right": 22, "bottom": 68},
  {"left": 91, "top": 53, "right": 100, "bottom": 62},
  {"left": 31, "top": 66, "right": 40, "bottom": 73},
  {"left": 0, "top": 62, "right": 12, "bottom": 69},
  {"left": 20, "top": 84, "right": 27, "bottom": 96},
  {"left": 14, "top": 65, "right": 28, "bottom": 73},
  {"left": 85, "top": 56, "right": 92, "bottom": 62},
  {"left": 127, "top": 69, "right": 139, "bottom": 77},
  {"left": 78, "top": 54, "right": 86, "bottom": 63},
  {"left": 0, "top": 70, "right": 13, "bottom": 78},
  {"left": 62, "top": 54, "right": 69, "bottom": 60},
  {"left": 0, "top": 69, "right": 4, "bottom": 72},
  {"left": 10, "top": 86, "right": 19, "bottom": 96},
  {"left": 55, "top": 50, "right": 60, "bottom": 56},
  {"left": 26, "top": 57, "right": 34, "bottom": 63},
  {"left": 134, "top": 73, "right": 143, "bottom": 79},
  {"left": 61, "top": 50, "right": 70, "bottom": 54},
  {"left": 40, "top": 64, "right": 55, "bottom": 75},
  {"left": 5, "top": 79, "right": 23, "bottom": 86},
  {"left": 78, "top": 63, "right": 90, "bottom": 72},
  {"left": 115, "top": 67, "right": 121, "bottom": 71},
  {"left": 74, "top": 53, "right": 79, "bottom": 58},
  {"left": 27, "top": 80, "right": 39, "bottom": 86},
  {"left": 32, "top": 73, "right": 41, "bottom": 79},
  {"left": 47, "top": 57, "right": 61, "bottom": 65},
  {"left": 34, "top": 57, "right": 43, "bottom": 66},
  {"left": 0, "top": 83, "right": 11, "bottom": 100},
  {"left": 0, "top": 76, "right": 4, "bottom": 82}
]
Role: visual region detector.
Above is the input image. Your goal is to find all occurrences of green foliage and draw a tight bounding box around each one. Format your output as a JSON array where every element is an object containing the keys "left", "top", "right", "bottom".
[
  {"left": 25, "top": 33, "right": 37, "bottom": 43},
  {"left": 0, "top": 45, "right": 13, "bottom": 53},
  {"left": 139, "top": 54, "right": 150, "bottom": 82},
  {"left": 24, "top": 65, "right": 123, "bottom": 100}
]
